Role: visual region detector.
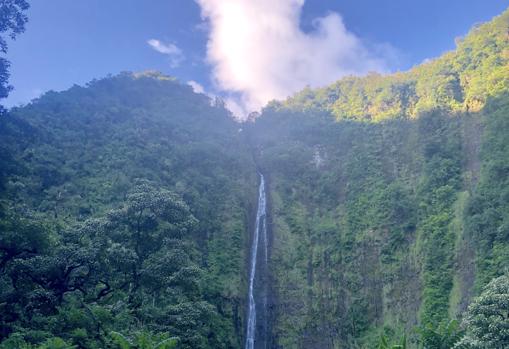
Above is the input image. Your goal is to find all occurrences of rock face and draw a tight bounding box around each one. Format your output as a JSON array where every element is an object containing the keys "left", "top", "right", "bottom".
[{"left": 249, "top": 109, "right": 472, "bottom": 347}]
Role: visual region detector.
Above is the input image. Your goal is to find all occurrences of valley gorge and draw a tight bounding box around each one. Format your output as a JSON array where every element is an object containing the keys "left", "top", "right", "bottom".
[{"left": 0, "top": 7, "right": 509, "bottom": 349}]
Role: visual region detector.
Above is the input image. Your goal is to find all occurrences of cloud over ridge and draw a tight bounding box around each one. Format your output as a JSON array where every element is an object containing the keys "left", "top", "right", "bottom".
[{"left": 196, "top": 0, "right": 394, "bottom": 118}]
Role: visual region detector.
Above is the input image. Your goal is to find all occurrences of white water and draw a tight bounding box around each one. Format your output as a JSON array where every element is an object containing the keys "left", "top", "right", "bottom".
[{"left": 245, "top": 173, "right": 267, "bottom": 349}]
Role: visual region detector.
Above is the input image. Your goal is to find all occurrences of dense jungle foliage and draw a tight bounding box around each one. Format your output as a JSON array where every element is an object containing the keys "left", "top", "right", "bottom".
[
  {"left": 277, "top": 9, "right": 509, "bottom": 121},
  {"left": 248, "top": 7, "right": 509, "bottom": 348},
  {"left": 0, "top": 6, "right": 508, "bottom": 349},
  {"left": 0, "top": 73, "right": 257, "bottom": 348}
]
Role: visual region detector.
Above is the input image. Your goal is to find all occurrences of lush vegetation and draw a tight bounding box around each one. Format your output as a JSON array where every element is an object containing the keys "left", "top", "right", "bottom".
[
  {"left": 0, "top": 0, "right": 30, "bottom": 107},
  {"left": 275, "top": 9, "right": 509, "bottom": 121},
  {"left": 247, "top": 7, "right": 509, "bottom": 348},
  {"left": 0, "top": 6, "right": 508, "bottom": 349},
  {"left": 460, "top": 274, "right": 509, "bottom": 348},
  {"left": 0, "top": 73, "right": 257, "bottom": 348}
]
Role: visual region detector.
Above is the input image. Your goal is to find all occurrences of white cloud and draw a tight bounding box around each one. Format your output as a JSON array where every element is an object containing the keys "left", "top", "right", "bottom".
[
  {"left": 187, "top": 80, "right": 205, "bottom": 94},
  {"left": 195, "top": 0, "right": 396, "bottom": 118},
  {"left": 187, "top": 80, "right": 220, "bottom": 107},
  {"left": 147, "top": 39, "right": 184, "bottom": 68}
]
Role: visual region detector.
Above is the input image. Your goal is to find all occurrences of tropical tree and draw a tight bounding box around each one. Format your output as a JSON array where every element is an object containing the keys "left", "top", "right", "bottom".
[
  {"left": 0, "top": 0, "right": 30, "bottom": 105},
  {"left": 110, "top": 331, "right": 178, "bottom": 349},
  {"left": 460, "top": 275, "right": 509, "bottom": 348},
  {"left": 0, "top": 335, "right": 76, "bottom": 349},
  {"left": 417, "top": 320, "right": 464, "bottom": 349},
  {"left": 378, "top": 334, "right": 407, "bottom": 349}
]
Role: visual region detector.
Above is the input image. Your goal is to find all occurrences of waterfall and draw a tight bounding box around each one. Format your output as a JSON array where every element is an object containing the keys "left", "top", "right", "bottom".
[{"left": 245, "top": 173, "right": 267, "bottom": 349}]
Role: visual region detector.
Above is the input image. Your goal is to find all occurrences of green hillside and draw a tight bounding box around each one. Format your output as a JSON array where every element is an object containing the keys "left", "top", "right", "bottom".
[
  {"left": 0, "top": 72, "right": 257, "bottom": 348},
  {"left": 0, "top": 7, "right": 509, "bottom": 349},
  {"left": 277, "top": 9, "right": 509, "bottom": 121}
]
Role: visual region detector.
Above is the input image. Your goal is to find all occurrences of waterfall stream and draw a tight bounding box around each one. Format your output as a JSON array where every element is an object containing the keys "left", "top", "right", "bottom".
[{"left": 245, "top": 173, "right": 268, "bottom": 349}]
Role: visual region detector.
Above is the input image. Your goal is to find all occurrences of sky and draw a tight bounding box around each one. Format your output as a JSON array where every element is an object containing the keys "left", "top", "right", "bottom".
[{"left": 4, "top": 0, "right": 509, "bottom": 117}]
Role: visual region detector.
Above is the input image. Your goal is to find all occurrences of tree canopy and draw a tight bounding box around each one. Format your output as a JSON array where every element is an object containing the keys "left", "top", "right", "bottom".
[{"left": 0, "top": 0, "right": 30, "bottom": 105}]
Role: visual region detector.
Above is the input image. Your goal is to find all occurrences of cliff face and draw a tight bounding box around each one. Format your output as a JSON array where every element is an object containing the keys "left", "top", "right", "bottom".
[
  {"left": 247, "top": 8, "right": 509, "bottom": 347},
  {"left": 249, "top": 108, "right": 469, "bottom": 347}
]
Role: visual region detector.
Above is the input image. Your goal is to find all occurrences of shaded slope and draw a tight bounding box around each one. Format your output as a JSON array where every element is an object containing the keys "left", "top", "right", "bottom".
[{"left": 0, "top": 72, "right": 257, "bottom": 348}]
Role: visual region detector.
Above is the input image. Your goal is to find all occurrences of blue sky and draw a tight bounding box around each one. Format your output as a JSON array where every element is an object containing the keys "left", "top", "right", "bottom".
[{"left": 5, "top": 0, "right": 509, "bottom": 113}]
